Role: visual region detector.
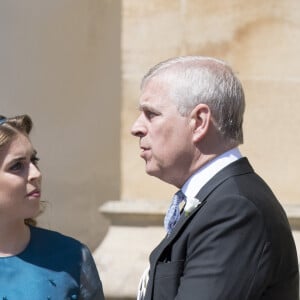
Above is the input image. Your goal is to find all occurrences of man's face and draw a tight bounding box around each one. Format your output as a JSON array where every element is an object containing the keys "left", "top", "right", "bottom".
[{"left": 131, "top": 77, "right": 194, "bottom": 187}]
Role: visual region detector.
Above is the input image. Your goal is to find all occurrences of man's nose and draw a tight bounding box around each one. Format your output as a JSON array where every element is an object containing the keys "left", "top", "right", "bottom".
[{"left": 131, "top": 116, "right": 146, "bottom": 137}]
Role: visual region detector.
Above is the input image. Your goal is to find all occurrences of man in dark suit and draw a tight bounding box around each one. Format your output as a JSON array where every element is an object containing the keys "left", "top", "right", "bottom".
[{"left": 131, "top": 56, "right": 299, "bottom": 299}]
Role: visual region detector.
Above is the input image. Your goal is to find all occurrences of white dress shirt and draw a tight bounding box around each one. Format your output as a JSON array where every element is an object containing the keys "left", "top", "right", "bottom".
[{"left": 181, "top": 148, "right": 243, "bottom": 204}]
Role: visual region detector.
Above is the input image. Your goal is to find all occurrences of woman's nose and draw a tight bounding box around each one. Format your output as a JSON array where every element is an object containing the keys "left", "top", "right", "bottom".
[{"left": 28, "top": 163, "right": 42, "bottom": 182}]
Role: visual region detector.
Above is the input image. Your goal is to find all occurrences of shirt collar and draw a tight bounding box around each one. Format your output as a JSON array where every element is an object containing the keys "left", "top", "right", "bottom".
[{"left": 181, "top": 148, "right": 243, "bottom": 200}]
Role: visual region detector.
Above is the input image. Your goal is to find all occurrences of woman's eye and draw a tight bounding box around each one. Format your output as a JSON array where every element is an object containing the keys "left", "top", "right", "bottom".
[
  {"left": 31, "top": 156, "right": 40, "bottom": 166},
  {"left": 10, "top": 162, "right": 24, "bottom": 171}
]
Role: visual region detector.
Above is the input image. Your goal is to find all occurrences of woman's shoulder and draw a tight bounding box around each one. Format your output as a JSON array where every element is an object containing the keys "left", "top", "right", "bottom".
[
  {"left": 31, "top": 226, "right": 82, "bottom": 246},
  {"left": 27, "top": 226, "right": 86, "bottom": 259},
  {"left": 19, "top": 226, "right": 94, "bottom": 271}
]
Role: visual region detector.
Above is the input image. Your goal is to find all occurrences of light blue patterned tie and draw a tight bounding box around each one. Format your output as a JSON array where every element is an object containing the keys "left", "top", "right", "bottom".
[{"left": 164, "top": 190, "right": 186, "bottom": 235}]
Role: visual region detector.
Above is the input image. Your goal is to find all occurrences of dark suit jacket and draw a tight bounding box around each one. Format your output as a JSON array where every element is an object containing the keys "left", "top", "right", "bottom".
[{"left": 144, "top": 158, "right": 299, "bottom": 299}]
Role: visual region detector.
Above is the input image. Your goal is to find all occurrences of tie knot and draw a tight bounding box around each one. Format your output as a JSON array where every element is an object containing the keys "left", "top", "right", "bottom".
[
  {"left": 173, "top": 190, "right": 185, "bottom": 205},
  {"left": 164, "top": 190, "right": 186, "bottom": 235}
]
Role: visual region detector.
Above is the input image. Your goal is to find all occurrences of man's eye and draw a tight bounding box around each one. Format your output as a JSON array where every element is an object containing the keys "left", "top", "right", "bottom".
[{"left": 145, "top": 111, "right": 157, "bottom": 119}]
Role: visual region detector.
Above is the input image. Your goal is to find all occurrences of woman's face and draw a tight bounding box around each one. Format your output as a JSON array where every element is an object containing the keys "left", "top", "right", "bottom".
[{"left": 0, "top": 133, "right": 42, "bottom": 224}]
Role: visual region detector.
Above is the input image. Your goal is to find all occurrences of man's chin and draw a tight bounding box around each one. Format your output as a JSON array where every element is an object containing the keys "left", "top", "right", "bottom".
[
  {"left": 145, "top": 165, "right": 159, "bottom": 177},
  {"left": 145, "top": 169, "right": 155, "bottom": 176},
  {"left": 145, "top": 167, "right": 165, "bottom": 183}
]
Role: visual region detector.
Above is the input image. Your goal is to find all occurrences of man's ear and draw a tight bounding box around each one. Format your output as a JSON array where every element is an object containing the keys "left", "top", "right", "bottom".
[{"left": 190, "top": 104, "right": 211, "bottom": 143}]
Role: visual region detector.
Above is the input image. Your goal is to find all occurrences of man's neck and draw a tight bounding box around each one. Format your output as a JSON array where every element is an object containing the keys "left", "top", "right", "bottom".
[{"left": 181, "top": 148, "right": 242, "bottom": 198}]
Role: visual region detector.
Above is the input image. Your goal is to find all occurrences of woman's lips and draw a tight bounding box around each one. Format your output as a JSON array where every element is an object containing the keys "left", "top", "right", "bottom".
[{"left": 27, "top": 189, "right": 41, "bottom": 198}]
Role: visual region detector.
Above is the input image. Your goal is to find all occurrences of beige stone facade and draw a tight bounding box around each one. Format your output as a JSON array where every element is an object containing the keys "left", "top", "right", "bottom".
[
  {"left": 1, "top": 1, "right": 300, "bottom": 299},
  {"left": 0, "top": 0, "right": 121, "bottom": 250},
  {"left": 103, "top": 1, "right": 300, "bottom": 298},
  {"left": 122, "top": 0, "right": 300, "bottom": 204}
]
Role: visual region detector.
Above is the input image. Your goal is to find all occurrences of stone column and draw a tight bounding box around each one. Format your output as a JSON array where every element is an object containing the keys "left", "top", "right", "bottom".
[{"left": 94, "top": 200, "right": 166, "bottom": 299}]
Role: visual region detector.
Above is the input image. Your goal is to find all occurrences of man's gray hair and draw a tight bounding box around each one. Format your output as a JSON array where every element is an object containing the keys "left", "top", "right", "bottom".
[{"left": 141, "top": 56, "right": 245, "bottom": 146}]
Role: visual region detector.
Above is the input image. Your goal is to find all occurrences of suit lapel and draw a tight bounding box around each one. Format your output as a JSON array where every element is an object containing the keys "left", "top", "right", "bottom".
[{"left": 145, "top": 157, "right": 254, "bottom": 299}]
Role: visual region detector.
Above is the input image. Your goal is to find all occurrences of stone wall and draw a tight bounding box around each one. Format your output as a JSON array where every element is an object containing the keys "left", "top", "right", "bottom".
[
  {"left": 97, "top": 1, "right": 300, "bottom": 298},
  {"left": 122, "top": 0, "right": 300, "bottom": 205},
  {"left": 0, "top": 0, "right": 121, "bottom": 250},
  {"left": 1, "top": 1, "right": 300, "bottom": 298}
]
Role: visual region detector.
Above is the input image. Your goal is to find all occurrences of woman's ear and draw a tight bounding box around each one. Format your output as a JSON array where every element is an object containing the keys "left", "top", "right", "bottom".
[{"left": 190, "top": 104, "right": 211, "bottom": 143}]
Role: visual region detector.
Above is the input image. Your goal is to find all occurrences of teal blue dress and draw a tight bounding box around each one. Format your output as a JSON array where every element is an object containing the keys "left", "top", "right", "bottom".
[{"left": 0, "top": 226, "right": 104, "bottom": 299}]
